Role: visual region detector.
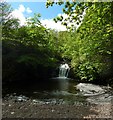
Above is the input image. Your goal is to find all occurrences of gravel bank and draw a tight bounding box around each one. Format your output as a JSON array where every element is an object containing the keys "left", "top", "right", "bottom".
[{"left": 2, "top": 97, "right": 113, "bottom": 119}]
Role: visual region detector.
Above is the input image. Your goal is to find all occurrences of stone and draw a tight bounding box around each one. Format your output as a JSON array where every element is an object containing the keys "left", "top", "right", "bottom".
[
  {"left": 11, "top": 112, "right": 14, "bottom": 114},
  {"left": 76, "top": 83, "right": 105, "bottom": 96}
]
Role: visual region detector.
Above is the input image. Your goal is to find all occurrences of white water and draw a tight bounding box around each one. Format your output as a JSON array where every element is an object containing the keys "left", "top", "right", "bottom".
[{"left": 59, "top": 63, "right": 70, "bottom": 78}]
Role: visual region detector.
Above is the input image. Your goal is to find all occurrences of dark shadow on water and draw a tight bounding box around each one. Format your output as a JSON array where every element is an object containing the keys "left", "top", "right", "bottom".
[
  {"left": 3, "top": 78, "right": 80, "bottom": 100},
  {"left": 3, "top": 78, "right": 113, "bottom": 118},
  {"left": 3, "top": 78, "right": 113, "bottom": 106}
]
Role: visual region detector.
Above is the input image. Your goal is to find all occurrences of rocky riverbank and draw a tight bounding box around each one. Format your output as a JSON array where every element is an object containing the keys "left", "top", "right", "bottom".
[{"left": 2, "top": 94, "right": 113, "bottom": 119}]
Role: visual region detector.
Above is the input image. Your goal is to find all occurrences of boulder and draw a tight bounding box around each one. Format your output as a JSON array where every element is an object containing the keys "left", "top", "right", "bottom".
[{"left": 76, "top": 83, "right": 105, "bottom": 96}]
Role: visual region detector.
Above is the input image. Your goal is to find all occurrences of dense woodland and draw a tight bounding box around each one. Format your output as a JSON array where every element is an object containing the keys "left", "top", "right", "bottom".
[{"left": 1, "top": 2, "right": 113, "bottom": 85}]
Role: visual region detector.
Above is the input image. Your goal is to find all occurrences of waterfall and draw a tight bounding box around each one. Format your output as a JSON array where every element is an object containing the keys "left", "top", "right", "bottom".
[{"left": 59, "top": 63, "right": 70, "bottom": 78}]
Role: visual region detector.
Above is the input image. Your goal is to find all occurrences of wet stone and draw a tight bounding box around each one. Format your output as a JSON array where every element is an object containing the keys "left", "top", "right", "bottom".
[
  {"left": 32, "top": 99, "right": 38, "bottom": 103},
  {"left": 11, "top": 112, "right": 14, "bottom": 114},
  {"left": 13, "top": 95, "right": 29, "bottom": 102}
]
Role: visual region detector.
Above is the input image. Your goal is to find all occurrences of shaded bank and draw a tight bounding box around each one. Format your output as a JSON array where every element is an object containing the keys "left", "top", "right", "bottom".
[{"left": 2, "top": 97, "right": 113, "bottom": 118}]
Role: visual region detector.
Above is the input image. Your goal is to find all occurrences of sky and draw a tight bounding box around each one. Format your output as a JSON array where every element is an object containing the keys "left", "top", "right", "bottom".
[{"left": 9, "top": 2, "right": 67, "bottom": 31}]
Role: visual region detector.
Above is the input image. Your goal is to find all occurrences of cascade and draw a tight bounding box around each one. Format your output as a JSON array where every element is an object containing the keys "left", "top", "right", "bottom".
[{"left": 59, "top": 63, "right": 70, "bottom": 78}]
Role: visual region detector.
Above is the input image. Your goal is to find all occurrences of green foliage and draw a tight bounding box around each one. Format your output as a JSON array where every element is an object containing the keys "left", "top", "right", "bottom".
[
  {"left": 76, "top": 62, "right": 100, "bottom": 81},
  {"left": 0, "top": 2, "right": 12, "bottom": 24},
  {"left": 46, "top": 1, "right": 87, "bottom": 30},
  {"left": 2, "top": 2, "right": 113, "bottom": 85},
  {"left": 2, "top": 2, "right": 62, "bottom": 82},
  {"left": 73, "top": 3, "right": 112, "bottom": 82},
  {"left": 46, "top": 2, "right": 113, "bottom": 83}
]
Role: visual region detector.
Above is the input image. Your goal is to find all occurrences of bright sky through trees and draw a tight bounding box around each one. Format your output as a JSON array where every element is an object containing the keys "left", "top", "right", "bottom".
[{"left": 9, "top": 2, "right": 68, "bottom": 31}]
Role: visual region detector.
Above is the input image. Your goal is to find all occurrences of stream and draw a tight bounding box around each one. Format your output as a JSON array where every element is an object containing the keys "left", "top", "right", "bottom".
[{"left": 3, "top": 78, "right": 113, "bottom": 105}]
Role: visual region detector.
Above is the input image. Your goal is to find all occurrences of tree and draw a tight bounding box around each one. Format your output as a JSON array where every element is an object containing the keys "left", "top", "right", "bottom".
[
  {"left": 46, "top": 1, "right": 113, "bottom": 83},
  {"left": 73, "top": 3, "right": 113, "bottom": 82},
  {"left": 46, "top": 1, "right": 91, "bottom": 30},
  {"left": 2, "top": 5, "right": 61, "bottom": 82},
  {"left": 1, "top": 2, "right": 19, "bottom": 40}
]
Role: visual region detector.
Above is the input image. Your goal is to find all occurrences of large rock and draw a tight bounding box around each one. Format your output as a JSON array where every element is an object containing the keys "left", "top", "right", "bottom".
[{"left": 76, "top": 83, "right": 105, "bottom": 96}]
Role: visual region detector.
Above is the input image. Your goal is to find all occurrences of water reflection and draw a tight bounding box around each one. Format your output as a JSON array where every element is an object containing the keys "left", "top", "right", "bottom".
[
  {"left": 3, "top": 79, "right": 113, "bottom": 118},
  {"left": 3, "top": 79, "right": 113, "bottom": 106}
]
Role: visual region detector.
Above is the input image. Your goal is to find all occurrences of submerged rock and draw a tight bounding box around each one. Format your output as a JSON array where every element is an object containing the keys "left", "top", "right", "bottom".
[{"left": 51, "top": 90, "right": 75, "bottom": 96}]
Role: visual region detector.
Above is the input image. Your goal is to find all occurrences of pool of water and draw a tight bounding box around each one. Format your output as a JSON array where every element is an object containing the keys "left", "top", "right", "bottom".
[{"left": 3, "top": 78, "right": 113, "bottom": 105}]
